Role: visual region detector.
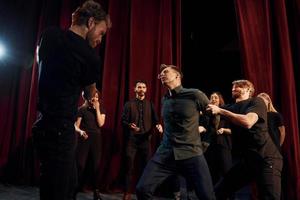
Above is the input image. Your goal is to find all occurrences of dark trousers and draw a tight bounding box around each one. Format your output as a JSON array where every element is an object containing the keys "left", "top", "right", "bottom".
[
  {"left": 124, "top": 134, "right": 150, "bottom": 192},
  {"left": 205, "top": 144, "right": 232, "bottom": 184},
  {"left": 32, "top": 119, "right": 77, "bottom": 200},
  {"left": 136, "top": 154, "right": 215, "bottom": 200},
  {"left": 76, "top": 132, "right": 102, "bottom": 189},
  {"left": 214, "top": 152, "right": 283, "bottom": 200}
]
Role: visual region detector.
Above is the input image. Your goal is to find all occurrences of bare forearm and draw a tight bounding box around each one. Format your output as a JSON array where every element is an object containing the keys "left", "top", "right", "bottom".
[
  {"left": 219, "top": 108, "right": 257, "bottom": 129},
  {"left": 222, "top": 128, "right": 232, "bottom": 134},
  {"left": 278, "top": 126, "right": 286, "bottom": 146},
  {"left": 95, "top": 110, "right": 105, "bottom": 127}
]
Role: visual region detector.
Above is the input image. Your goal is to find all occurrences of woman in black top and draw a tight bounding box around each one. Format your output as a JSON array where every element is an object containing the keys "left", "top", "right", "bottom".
[
  {"left": 74, "top": 91, "right": 106, "bottom": 200},
  {"left": 204, "top": 92, "right": 232, "bottom": 184},
  {"left": 257, "top": 92, "right": 286, "bottom": 150}
]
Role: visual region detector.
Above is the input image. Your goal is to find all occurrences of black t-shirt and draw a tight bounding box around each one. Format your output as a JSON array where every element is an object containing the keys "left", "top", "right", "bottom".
[
  {"left": 77, "top": 104, "right": 106, "bottom": 134},
  {"left": 225, "top": 97, "right": 281, "bottom": 159},
  {"left": 37, "top": 27, "right": 101, "bottom": 121},
  {"left": 267, "top": 112, "right": 284, "bottom": 151}
]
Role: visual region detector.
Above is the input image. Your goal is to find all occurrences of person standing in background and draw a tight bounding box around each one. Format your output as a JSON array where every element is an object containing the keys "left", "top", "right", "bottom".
[
  {"left": 204, "top": 92, "right": 232, "bottom": 185},
  {"left": 74, "top": 91, "right": 106, "bottom": 200},
  {"left": 257, "top": 92, "right": 286, "bottom": 150},
  {"left": 122, "top": 80, "right": 163, "bottom": 200}
]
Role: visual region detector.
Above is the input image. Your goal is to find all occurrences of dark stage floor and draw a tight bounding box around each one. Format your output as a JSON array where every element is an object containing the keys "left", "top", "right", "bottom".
[{"left": 0, "top": 183, "right": 252, "bottom": 200}]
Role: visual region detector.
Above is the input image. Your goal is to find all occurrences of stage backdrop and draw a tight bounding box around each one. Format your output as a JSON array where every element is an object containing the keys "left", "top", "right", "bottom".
[{"left": 0, "top": 0, "right": 299, "bottom": 199}]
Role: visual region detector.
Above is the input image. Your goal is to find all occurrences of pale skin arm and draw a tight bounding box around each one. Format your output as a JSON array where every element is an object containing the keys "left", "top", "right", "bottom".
[
  {"left": 74, "top": 117, "right": 88, "bottom": 140},
  {"left": 92, "top": 99, "right": 105, "bottom": 127},
  {"left": 217, "top": 128, "right": 232, "bottom": 135},
  {"left": 207, "top": 104, "right": 259, "bottom": 129},
  {"left": 278, "top": 125, "right": 286, "bottom": 146}
]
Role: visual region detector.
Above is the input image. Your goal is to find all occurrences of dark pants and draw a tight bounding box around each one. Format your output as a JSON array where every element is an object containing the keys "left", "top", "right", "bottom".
[
  {"left": 136, "top": 154, "right": 215, "bottom": 200},
  {"left": 205, "top": 144, "right": 232, "bottom": 184},
  {"left": 124, "top": 134, "right": 150, "bottom": 192},
  {"left": 32, "top": 119, "right": 77, "bottom": 200},
  {"left": 214, "top": 152, "right": 282, "bottom": 200},
  {"left": 76, "top": 132, "right": 102, "bottom": 189}
]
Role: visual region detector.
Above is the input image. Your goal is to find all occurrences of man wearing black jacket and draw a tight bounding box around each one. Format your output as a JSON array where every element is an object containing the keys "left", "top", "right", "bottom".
[{"left": 122, "top": 80, "right": 163, "bottom": 200}]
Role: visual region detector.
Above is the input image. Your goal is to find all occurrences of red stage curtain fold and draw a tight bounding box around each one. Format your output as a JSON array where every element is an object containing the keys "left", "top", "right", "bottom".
[{"left": 235, "top": 0, "right": 300, "bottom": 199}]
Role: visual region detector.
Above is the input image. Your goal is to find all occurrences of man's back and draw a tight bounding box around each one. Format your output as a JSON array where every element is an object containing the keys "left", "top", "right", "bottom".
[{"left": 38, "top": 27, "right": 100, "bottom": 121}]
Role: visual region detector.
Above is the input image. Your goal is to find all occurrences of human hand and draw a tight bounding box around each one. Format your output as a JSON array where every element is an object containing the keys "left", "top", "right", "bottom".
[
  {"left": 198, "top": 126, "right": 207, "bottom": 134},
  {"left": 129, "top": 123, "right": 140, "bottom": 132},
  {"left": 79, "top": 130, "right": 89, "bottom": 140},
  {"left": 206, "top": 104, "right": 221, "bottom": 115},
  {"left": 217, "top": 128, "right": 224, "bottom": 135},
  {"left": 156, "top": 124, "right": 163, "bottom": 134},
  {"left": 90, "top": 97, "right": 100, "bottom": 110}
]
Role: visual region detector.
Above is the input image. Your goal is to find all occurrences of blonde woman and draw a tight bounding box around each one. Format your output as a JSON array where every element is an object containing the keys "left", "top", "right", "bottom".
[{"left": 257, "top": 93, "right": 286, "bottom": 150}]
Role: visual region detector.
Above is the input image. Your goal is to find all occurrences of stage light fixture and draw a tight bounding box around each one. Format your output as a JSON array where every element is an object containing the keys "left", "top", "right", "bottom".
[{"left": 0, "top": 42, "right": 6, "bottom": 59}]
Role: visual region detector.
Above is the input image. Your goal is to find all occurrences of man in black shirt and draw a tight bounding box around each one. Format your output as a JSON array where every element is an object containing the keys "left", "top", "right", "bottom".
[
  {"left": 122, "top": 80, "right": 163, "bottom": 200},
  {"left": 32, "top": 1, "right": 111, "bottom": 200},
  {"left": 207, "top": 80, "right": 283, "bottom": 200},
  {"left": 136, "top": 65, "right": 215, "bottom": 200}
]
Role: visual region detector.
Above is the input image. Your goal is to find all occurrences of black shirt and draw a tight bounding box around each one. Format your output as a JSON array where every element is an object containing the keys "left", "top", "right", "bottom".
[
  {"left": 122, "top": 98, "right": 159, "bottom": 135},
  {"left": 77, "top": 104, "right": 106, "bottom": 134},
  {"left": 225, "top": 97, "right": 282, "bottom": 159},
  {"left": 267, "top": 111, "right": 284, "bottom": 151},
  {"left": 37, "top": 27, "right": 101, "bottom": 121},
  {"left": 156, "top": 86, "right": 210, "bottom": 160}
]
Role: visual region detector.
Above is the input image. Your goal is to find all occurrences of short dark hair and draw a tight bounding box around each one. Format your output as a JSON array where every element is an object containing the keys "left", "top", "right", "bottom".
[
  {"left": 72, "top": 0, "right": 111, "bottom": 27},
  {"left": 134, "top": 80, "right": 147, "bottom": 87},
  {"left": 159, "top": 64, "right": 183, "bottom": 78},
  {"left": 82, "top": 89, "right": 98, "bottom": 100}
]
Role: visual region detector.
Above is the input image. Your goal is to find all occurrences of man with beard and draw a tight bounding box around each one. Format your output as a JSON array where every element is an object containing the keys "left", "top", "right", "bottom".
[
  {"left": 136, "top": 65, "right": 215, "bottom": 200},
  {"left": 122, "top": 80, "right": 163, "bottom": 200},
  {"left": 207, "top": 80, "right": 283, "bottom": 200},
  {"left": 32, "top": 1, "right": 111, "bottom": 200}
]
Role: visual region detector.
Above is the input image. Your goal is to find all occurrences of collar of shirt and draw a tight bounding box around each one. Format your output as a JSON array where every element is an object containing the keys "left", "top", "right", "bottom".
[
  {"left": 167, "top": 85, "right": 183, "bottom": 97},
  {"left": 135, "top": 98, "right": 145, "bottom": 102}
]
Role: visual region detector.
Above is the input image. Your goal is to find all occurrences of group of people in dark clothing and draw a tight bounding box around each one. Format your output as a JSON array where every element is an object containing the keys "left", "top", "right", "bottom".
[{"left": 32, "top": 1, "right": 286, "bottom": 200}]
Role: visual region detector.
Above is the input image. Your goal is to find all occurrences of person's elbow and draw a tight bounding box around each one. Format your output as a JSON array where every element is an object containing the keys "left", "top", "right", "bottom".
[
  {"left": 243, "top": 122, "right": 254, "bottom": 129},
  {"left": 243, "top": 113, "right": 258, "bottom": 129}
]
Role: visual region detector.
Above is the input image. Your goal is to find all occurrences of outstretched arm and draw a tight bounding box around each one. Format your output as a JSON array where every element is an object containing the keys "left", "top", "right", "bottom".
[{"left": 207, "top": 104, "right": 258, "bottom": 129}]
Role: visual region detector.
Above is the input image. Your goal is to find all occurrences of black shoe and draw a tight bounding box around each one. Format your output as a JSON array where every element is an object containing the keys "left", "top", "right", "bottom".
[{"left": 94, "top": 189, "right": 102, "bottom": 200}]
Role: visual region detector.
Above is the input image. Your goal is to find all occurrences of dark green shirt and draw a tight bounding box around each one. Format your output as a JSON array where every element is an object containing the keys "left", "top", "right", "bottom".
[{"left": 155, "top": 85, "right": 210, "bottom": 161}]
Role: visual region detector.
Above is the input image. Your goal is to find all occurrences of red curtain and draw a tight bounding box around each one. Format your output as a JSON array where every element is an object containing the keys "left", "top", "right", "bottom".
[
  {"left": 235, "top": 0, "right": 300, "bottom": 199},
  {"left": 0, "top": 0, "right": 181, "bottom": 190},
  {"left": 100, "top": 0, "right": 181, "bottom": 189}
]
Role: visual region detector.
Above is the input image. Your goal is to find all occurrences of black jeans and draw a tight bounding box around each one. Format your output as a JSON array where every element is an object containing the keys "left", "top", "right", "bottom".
[
  {"left": 214, "top": 152, "right": 283, "bottom": 200},
  {"left": 136, "top": 154, "right": 215, "bottom": 200},
  {"left": 124, "top": 134, "right": 150, "bottom": 192},
  {"left": 76, "top": 132, "right": 102, "bottom": 189},
  {"left": 32, "top": 119, "right": 77, "bottom": 200}
]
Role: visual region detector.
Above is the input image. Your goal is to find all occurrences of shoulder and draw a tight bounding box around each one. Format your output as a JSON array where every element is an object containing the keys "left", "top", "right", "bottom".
[
  {"left": 124, "top": 99, "right": 135, "bottom": 106},
  {"left": 78, "top": 105, "right": 87, "bottom": 111},
  {"left": 251, "top": 97, "right": 264, "bottom": 105},
  {"left": 40, "top": 27, "right": 63, "bottom": 40},
  {"left": 186, "top": 88, "right": 208, "bottom": 100}
]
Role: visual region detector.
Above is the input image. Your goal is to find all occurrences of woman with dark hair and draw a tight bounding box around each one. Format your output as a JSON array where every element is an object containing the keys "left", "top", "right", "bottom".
[{"left": 204, "top": 92, "right": 232, "bottom": 184}]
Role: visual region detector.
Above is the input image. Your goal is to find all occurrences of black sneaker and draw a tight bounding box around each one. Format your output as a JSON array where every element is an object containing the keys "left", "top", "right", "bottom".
[{"left": 94, "top": 189, "right": 102, "bottom": 200}]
